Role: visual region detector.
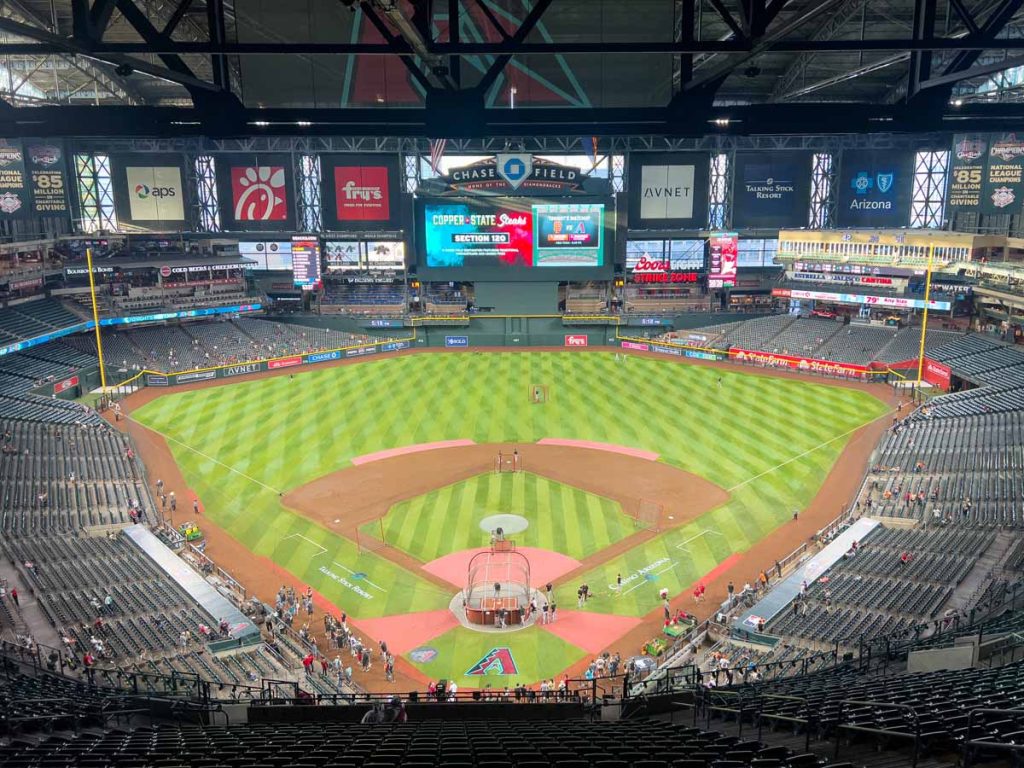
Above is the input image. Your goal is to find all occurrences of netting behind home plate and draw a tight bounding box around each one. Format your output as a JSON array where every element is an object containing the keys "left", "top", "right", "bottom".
[{"left": 465, "top": 547, "right": 531, "bottom": 613}]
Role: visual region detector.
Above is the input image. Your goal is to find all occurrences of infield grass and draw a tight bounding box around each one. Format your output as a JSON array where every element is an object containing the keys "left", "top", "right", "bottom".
[{"left": 368, "top": 471, "right": 631, "bottom": 562}]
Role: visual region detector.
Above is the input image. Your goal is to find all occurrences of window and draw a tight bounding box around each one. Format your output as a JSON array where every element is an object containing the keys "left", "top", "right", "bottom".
[
  {"left": 809, "top": 153, "right": 835, "bottom": 228},
  {"left": 910, "top": 150, "right": 950, "bottom": 229},
  {"left": 298, "top": 154, "right": 322, "bottom": 232},
  {"left": 708, "top": 153, "right": 729, "bottom": 229},
  {"left": 194, "top": 155, "right": 220, "bottom": 233},
  {"left": 74, "top": 153, "right": 117, "bottom": 233}
]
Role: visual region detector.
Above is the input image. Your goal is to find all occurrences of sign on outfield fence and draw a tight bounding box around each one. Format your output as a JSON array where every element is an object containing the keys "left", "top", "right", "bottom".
[
  {"left": 445, "top": 335, "right": 469, "bottom": 347},
  {"left": 564, "top": 334, "right": 588, "bottom": 347}
]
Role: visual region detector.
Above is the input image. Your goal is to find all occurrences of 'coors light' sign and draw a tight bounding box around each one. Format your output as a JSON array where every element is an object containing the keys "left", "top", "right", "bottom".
[
  {"left": 443, "top": 155, "right": 583, "bottom": 193},
  {"left": 630, "top": 256, "right": 700, "bottom": 284}
]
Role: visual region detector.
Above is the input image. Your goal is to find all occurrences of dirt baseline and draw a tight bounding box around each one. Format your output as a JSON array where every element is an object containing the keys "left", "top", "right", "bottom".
[{"left": 283, "top": 443, "right": 730, "bottom": 581}]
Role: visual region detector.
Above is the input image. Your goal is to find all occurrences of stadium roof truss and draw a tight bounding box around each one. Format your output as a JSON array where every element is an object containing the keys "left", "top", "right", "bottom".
[{"left": 3, "top": 0, "right": 1024, "bottom": 137}]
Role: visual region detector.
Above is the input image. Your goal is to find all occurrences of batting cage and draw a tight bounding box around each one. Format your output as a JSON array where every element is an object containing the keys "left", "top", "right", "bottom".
[
  {"left": 630, "top": 498, "right": 665, "bottom": 532},
  {"left": 464, "top": 547, "right": 531, "bottom": 626}
]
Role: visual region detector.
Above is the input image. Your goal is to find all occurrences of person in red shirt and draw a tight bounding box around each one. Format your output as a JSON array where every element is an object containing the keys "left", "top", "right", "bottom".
[
  {"left": 10, "top": 588, "right": 18, "bottom": 608},
  {"left": 302, "top": 653, "right": 314, "bottom": 677}
]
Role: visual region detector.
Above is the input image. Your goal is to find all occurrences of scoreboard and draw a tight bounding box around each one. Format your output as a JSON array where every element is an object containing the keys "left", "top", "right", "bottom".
[{"left": 291, "top": 236, "right": 322, "bottom": 289}]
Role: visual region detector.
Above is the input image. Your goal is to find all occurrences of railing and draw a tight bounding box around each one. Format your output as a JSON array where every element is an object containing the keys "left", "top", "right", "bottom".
[
  {"left": 835, "top": 699, "right": 921, "bottom": 768},
  {"left": 962, "top": 707, "right": 1024, "bottom": 768}
]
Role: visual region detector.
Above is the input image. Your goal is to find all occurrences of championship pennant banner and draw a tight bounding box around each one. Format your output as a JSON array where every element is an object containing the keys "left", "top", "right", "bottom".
[
  {"left": 627, "top": 152, "right": 710, "bottom": 230},
  {"left": 948, "top": 133, "right": 1024, "bottom": 215},
  {"left": 111, "top": 153, "right": 188, "bottom": 229},
  {"left": 731, "top": 151, "right": 813, "bottom": 229},
  {"left": 216, "top": 153, "right": 297, "bottom": 231},
  {"left": 0, "top": 139, "right": 70, "bottom": 220},
  {"left": 320, "top": 153, "right": 402, "bottom": 231}
]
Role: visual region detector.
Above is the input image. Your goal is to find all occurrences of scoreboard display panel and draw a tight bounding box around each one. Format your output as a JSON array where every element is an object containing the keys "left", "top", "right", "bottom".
[{"left": 416, "top": 196, "right": 612, "bottom": 280}]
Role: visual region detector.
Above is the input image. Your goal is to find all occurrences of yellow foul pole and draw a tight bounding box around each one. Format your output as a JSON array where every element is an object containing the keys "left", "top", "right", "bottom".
[
  {"left": 915, "top": 244, "right": 936, "bottom": 386},
  {"left": 86, "top": 248, "right": 108, "bottom": 391}
]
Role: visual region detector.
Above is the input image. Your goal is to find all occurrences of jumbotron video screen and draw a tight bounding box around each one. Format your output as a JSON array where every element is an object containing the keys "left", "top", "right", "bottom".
[{"left": 419, "top": 198, "right": 606, "bottom": 269}]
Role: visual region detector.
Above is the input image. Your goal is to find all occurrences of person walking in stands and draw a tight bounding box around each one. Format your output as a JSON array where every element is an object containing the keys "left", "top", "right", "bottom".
[
  {"left": 302, "top": 653, "right": 314, "bottom": 677},
  {"left": 10, "top": 588, "right": 18, "bottom": 608}
]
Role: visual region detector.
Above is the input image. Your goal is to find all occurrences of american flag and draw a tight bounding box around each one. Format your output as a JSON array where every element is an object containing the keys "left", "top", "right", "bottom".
[{"left": 429, "top": 138, "right": 447, "bottom": 175}]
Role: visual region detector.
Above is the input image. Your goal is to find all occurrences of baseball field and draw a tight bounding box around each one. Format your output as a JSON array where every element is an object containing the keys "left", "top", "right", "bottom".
[{"left": 129, "top": 350, "right": 890, "bottom": 690}]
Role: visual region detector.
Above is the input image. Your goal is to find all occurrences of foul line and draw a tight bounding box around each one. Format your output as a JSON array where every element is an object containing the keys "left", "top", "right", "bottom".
[
  {"left": 128, "top": 414, "right": 285, "bottom": 495},
  {"left": 674, "top": 529, "right": 724, "bottom": 552},
  {"left": 726, "top": 412, "right": 891, "bottom": 494},
  {"left": 283, "top": 533, "right": 327, "bottom": 557}
]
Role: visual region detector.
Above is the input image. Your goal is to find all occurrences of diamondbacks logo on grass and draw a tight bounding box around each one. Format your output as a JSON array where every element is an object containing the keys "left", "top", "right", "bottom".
[{"left": 466, "top": 647, "right": 518, "bottom": 676}]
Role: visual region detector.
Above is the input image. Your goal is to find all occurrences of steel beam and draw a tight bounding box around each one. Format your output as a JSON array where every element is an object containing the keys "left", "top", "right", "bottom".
[{"left": 908, "top": 0, "right": 938, "bottom": 98}]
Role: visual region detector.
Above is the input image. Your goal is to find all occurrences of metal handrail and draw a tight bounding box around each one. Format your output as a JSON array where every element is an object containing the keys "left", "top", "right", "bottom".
[
  {"left": 962, "top": 706, "right": 1024, "bottom": 768},
  {"left": 835, "top": 698, "right": 921, "bottom": 768}
]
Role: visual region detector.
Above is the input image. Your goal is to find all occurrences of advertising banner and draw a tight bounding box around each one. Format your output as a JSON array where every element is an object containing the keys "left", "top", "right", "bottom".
[
  {"left": 223, "top": 362, "right": 262, "bottom": 377},
  {"left": 145, "top": 374, "right": 169, "bottom": 386},
  {"left": 174, "top": 370, "right": 217, "bottom": 384},
  {"left": 445, "top": 335, "right": 469, "bottom": 347},
  {"left": 268, "top": 355, "right": 302, "bottom": 369},
  {"left": 320, "top": 153, "right": 401, "bottom": 230},
  {"left": 621, "top": 341, "right": 650, "bottom": 351},
  {"left": 708, "top": 232, "right": 738, "bottom": 288},
  {"left": 772, "top": 287, "right": 951, "bottom": 311},
  {"left": 305, "top": 350, "right": 342, "bottom": 364},
  {"left": 53, "top": 375, "right": 79, "bottom": 394},
  {"left": 731, "top": 151, "right": 812, "bottom": 228},
  {"left": 650, "top": 344, "right": 682, "bottom": 356},
  {"left": 0, "top": 139, "right": 29, "bottom": 220},
  {"left": 110, "top": 153, "right": 188, "bottom": 228},
  {"left": 982, "top": 133, "right": 1024, "bottom": 214},
  {"left": 947, "top": 134, "right": 987, "bottom": 211},
  {"left": 25, "top": 140, "right": 69, "bottom": 217},
  {"left": 627, "top": 152, "right": 710, "bottom": 229},
  {"left": 564, "top": 334, "right": 588, "bottom": 347},
  {"left": 216, "top": 153, "right": 296, "bottom": 231},
  {"left": 836, "top": 149, "right": 913, "bottom": 227},
  {"left": 922, "top": 358, "right": 952, "bottom": 390},
  {"left": 729, "top": 347, "right": 870, "bottom": 378}
]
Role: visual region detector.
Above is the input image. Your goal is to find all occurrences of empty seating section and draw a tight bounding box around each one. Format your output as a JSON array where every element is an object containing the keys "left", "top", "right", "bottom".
[
  {"left": 869, "top": 411, "right": 1024, "bottom": 526},
  {"left": 742, "top": 658, "right": 1024, "bottom": 748},
  {"left": 3, "top": 534, "right": 290, "bottom": 689},
  {"left": 322, "top": 284, "right": 405, "bottom": 315},
  {"left": 0, "top": 299, "right": 82, "bottom": 342},
  {"left": 719, "top": 315, "right": 795, "bottom": 349},
  {"left": 59, "top": 318, "right": 393, "bottom": 373},
  {"left": 813, "top": 325, "right": 895, "bottom": 364},
  {"left": 0, "top": 420, "right": 149, "bottom": 534},
  {"left": 767, "top": 526, "right": 988, "bottom": 645},
  {"left": 0, "top": 717, "right": 826, "bottom": 768},
  {"left": 754, "top": 318, "right": 842, "bottom": 356},
  {"left": 695, "top": 314, "right": 965, "bottom": 365}
]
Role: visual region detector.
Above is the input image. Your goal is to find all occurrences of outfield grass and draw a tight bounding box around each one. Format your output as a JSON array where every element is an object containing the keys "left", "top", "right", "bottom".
[
  {"left": 368, "top": 471, "right": 631, "bottom": 562},
  {"left": 133, "top": 351, "right": 889, "bottom": 679}
]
